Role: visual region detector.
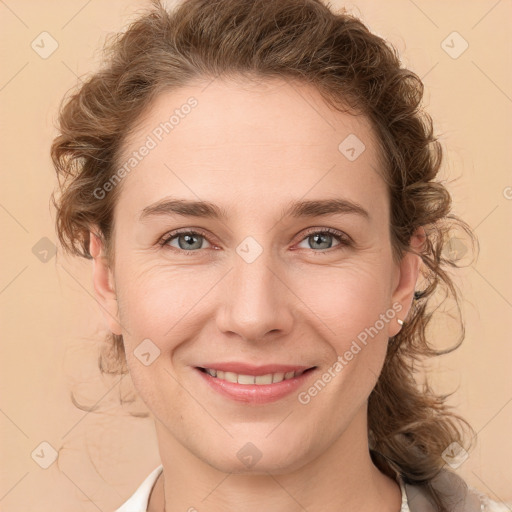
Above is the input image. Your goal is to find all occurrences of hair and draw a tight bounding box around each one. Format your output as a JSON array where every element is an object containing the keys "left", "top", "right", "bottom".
[{"left": 50, "top": 0, "right": 479, "bottom": 509}]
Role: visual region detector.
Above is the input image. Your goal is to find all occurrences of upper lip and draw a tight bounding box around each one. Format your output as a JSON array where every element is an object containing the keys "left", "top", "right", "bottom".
[{"left": 196, "top": 362, "right": 315, "bottom": 375}]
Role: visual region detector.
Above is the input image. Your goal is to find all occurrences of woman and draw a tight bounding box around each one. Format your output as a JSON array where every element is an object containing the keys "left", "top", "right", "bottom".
[{"left": 50, "top": 0, "right": 505, "bottom": 510}]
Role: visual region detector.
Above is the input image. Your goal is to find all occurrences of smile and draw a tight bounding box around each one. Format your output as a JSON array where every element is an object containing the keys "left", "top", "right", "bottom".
[
  {"left": 194, "top": 366, "right": 317, "bottom": 404},
  {"left": 197, "top": 367, "right": 309, "bottom": 385}
]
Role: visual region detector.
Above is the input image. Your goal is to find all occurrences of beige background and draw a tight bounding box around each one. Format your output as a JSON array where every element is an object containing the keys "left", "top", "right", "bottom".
[{"left": 1, "top": 0, "right": 511, "bottom": 510}]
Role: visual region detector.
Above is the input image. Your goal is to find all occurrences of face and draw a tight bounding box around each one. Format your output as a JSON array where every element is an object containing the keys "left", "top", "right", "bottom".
[{"left": 91, "top": 77, "right": 421, "bottom": 474}]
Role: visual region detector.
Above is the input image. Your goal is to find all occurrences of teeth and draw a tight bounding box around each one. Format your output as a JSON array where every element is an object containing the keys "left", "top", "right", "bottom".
[
  {"left": 224, "top": 371, "right": 238, "bottom": 383},
  {"left": 203, "top": 368, "right": 306, "bottom": 385},
  {"left": 255, "top": 374, "right": 272, "bottom": 384},
  {"left": 238, "top": 374, "right": 257, "bottom": 384},
  {"left": 272, "top": 372, "right": 284, "bottom": 383}
]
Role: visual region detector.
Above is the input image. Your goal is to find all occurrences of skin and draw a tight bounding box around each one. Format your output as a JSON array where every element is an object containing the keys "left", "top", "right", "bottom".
[{"left": 90, "top": 77, "right": 425, "bottom": 512}]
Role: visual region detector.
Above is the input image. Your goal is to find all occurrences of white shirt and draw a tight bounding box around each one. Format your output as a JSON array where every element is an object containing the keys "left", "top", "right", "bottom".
[
  {"left": 115, "top": 465, "right": 164, "bottom": 512},
  {"left": 114, "top": 464, "right": 412, "bottom": 512}
]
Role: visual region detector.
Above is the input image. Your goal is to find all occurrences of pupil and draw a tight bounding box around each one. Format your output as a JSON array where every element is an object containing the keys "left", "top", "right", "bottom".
[
  {"left": 312, "top": 233, "right": 330, "bottom": 249},
  {"left": 180, "top": 234, "right": 201, "bottom": 250}
]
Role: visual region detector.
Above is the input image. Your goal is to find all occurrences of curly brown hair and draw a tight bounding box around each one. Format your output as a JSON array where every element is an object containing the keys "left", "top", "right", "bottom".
[{"left": 50, "top": 0, "right": 479, "bottom": 509}]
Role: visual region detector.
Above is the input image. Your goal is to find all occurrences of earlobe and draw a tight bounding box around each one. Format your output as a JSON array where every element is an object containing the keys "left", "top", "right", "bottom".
[
  {"left": 390, "top": 226, "right": 426, "bottom": 337},
  {"left": 89, "top": 231, "right": 123, "bottom": 335}
]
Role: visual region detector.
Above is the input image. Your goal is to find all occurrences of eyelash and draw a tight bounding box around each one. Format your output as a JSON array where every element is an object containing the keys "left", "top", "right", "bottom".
[{"left": 157, "top": 227, "right": 352, "bottom": 255}]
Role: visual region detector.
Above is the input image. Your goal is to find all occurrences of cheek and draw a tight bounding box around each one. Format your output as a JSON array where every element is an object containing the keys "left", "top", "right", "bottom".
[
  {"left": 115, "top": 262, "right": 215, "bottom": 350},
  {"left": 295, "top": 264, "right": 393, "bottom": 398},
  {"left": 115, "top": 264, "right": 194, "bottom": 412},
  {"left": 295, "top": 264, "right": 392, "bottom": 343}
]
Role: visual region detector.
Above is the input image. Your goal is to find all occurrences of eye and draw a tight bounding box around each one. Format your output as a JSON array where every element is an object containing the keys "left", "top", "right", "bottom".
[
  {"left": 296, "top": 227, "right": 352, "bottom": 253},
  {"left": 158, "top": 229, "right": 212, "bottom": 253}
]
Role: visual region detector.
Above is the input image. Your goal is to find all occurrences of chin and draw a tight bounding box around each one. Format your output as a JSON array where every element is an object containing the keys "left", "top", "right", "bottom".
[{"left": 200, "top": 435, "right": 315, "bottom": 476}]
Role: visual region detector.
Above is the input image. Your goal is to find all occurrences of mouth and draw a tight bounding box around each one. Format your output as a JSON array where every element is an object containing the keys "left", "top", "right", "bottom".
[
  {"left": 195, "top": 366, "right": 316, "bottom": 385},
  {"left": 193, "top": 365, "right": 318, "bottom": 404}
]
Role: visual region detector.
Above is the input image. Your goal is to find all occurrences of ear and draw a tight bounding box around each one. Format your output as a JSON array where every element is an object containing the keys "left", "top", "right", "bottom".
[
  {"left": 388, "top": 226, "right": 426, "bottom": 338},
  {"left": 89, "top": 230, "right": 123, "bottom": 335}
]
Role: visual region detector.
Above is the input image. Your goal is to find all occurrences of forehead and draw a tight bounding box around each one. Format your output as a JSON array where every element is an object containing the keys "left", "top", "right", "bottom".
[
  {"left": 123, "top": 77, "right": 379, "bottom": 152},
  {"left": 115, "top": 77, "right": 388, "bottom": 222}
]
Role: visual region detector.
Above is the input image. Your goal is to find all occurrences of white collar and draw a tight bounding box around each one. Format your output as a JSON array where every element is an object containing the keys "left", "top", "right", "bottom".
[{"left": 114, "top": 464, "right": 163, "bottom": 512}]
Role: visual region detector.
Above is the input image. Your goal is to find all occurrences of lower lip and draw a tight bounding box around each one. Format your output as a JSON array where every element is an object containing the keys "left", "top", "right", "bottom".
[{"left": 194, "top": 367, "right": 317, "bottom": 404}]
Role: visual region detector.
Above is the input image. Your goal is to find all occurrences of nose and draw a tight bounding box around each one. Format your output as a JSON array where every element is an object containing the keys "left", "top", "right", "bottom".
[{"left": 215, "top": 248, "right": 294, "bottom": 343}]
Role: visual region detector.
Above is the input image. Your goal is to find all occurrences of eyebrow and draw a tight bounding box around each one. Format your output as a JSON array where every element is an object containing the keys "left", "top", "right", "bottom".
[{"left": 139, "top": 197, "right": 370, "bottom": 222}]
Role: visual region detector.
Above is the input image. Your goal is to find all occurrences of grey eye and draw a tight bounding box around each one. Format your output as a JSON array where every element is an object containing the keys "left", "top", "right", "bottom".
[
  {"left": 167, "top": 232, "right": 211, "bottom": 251},
  {"left": 297, "top": 232, "right": 341, "bottom": 251}
]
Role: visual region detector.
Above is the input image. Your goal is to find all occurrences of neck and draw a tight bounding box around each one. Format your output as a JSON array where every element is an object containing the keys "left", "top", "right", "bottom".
[{"left": 149, "top": 407, "right": 402, "bottom": 512}]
